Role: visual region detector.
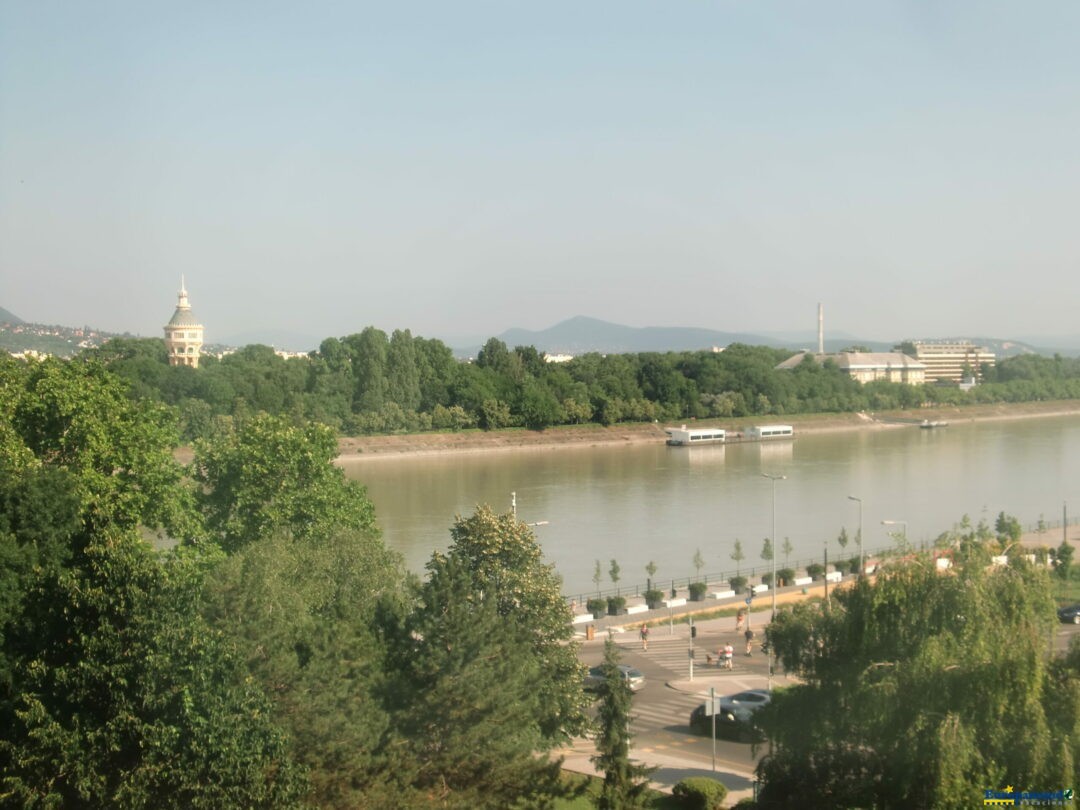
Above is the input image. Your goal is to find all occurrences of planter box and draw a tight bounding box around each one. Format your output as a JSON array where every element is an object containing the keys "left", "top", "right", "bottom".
[
  {"left": 825, "top": 571, "right": 843, "bottom": 583},
  {"left": 572, "top": 613, "right": 594, "bottom": 625},
  {"left": 664, "top": 597, "right": 687, "bottom": 608},
  {"left": 793, "top": 576, "right": 813, "bottom": 587},
  {"left": 752, "top": 584, "right": 769, "bottom": 594},
  {"left": 625, "top": 603, "right": 649, "bottom": 615},
  {"left": 709, "top": 590, "right": 736, "bottom": 600}
]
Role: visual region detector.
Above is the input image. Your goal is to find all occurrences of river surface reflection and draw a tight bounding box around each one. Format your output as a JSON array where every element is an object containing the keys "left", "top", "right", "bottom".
[{"left": 340, "top": 414, "right": 1080, "bottom": 595}]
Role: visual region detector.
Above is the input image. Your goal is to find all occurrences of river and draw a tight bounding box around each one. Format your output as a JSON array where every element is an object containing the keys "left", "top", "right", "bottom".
[{"left": 340, "top": 414, "right": 1080, "bottom": 596}]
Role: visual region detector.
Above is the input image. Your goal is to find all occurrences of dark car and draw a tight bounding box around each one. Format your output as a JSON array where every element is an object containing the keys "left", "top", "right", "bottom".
[
  {"left": 584, "top": 664, "right": 645, "bottom": 692},
  {"left": 1058, "top": 604, "right": 1080, "bottom": 624},
  {"left": 689, "top": 689, "right": 771, "bottom": 741}
]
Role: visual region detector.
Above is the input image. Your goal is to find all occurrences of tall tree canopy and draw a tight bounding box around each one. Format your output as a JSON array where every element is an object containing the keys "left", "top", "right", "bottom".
[{"left": 759, "top": 544, "right": 1077, "bottom": 808}]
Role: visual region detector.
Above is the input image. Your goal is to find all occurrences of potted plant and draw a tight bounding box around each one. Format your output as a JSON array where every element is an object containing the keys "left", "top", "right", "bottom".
[
  {"left": 586, "top": 597, "right": 606, "bottom": 619},
  {"left": 729, "top": 575, "right": 748, "bottom": 594},
  {"left": 805, "top": 563, "right": 825, "bottom": 581},
  {"left": 644, "top": 588, "right": 665, "bottom": 609},
  {"left": 607, "top": 595, "right": 627, "bottom": 616},
  {"left": 688, "top": 581, "right": 708, "bottom": 601},
  {"left": 760, "top": 572, "right": 773, "bottom": 587},
  {"left": 777, "top": 567, "right": 795, "bottom": 587}
]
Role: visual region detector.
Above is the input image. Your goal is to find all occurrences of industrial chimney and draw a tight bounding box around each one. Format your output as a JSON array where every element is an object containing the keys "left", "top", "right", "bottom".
[{"left": 817, "top": 303, "right": 824, "bottom": 354}]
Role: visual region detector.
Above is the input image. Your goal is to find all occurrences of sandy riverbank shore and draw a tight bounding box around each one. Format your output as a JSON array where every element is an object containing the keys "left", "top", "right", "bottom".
[{"left": 336, "top": 399, "right": 1080, "bottom": 462}]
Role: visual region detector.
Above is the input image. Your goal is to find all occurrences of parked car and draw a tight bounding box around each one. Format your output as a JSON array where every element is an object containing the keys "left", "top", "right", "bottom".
[
  {"left": 1058, "top": 603, "right": 1080, "bottom": 624},
  {"left": 689, "top": 689, "right": 771, "bottom": 741},
  {"left": 584, "top": 664, "right": 645, "bottom": 692}
]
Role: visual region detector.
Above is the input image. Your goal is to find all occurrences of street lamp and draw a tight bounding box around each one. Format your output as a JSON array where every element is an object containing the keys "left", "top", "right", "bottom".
[
  {"left": 848, "top": 495, "right": 863, "bottom": 576},
  {"left": 762, "top": 473, "right": 785, "bottom": 691},
  {"left": 881, "top": 519, "right": 907, "bottom": 546}
]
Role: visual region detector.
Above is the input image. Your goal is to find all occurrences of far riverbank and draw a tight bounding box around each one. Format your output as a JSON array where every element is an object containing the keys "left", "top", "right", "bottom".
[{"left": 336, "top": 399, "right": 1080, "bottom": 462}]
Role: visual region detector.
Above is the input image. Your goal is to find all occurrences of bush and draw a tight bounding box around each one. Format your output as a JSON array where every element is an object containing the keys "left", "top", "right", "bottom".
[
  {"left": 586, "top": 597, "right": 606, "bottom": 618},
  {"left": 607, "top": 595, "right": 627, "bottom": 615},
  {"left": 760, "top": 572, "right": 773, "bottom": 587},
  {"left": 847, "top": 555, "right": 862, "bottom": 575},
  {"left": 805, "top": 563, "right": 825, "bottom": 580},
  {"left": 776, "top": 567, "right": 795, "bottom": 586},
  {"left": 688, "top": 581, "right": 708, "bottom": 601},
  {"left": 644, "top": 588, "right": 665, "bottom": 608},
  {"left": 729, "top": 575, "right": 748, "bottom": 593},
  {"left": 672, "top": 776, "right": 728, "bottom": 809}
]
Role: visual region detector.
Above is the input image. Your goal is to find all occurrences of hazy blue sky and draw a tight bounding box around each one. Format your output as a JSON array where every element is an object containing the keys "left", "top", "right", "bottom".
[{"left": 2, "top": 2, "right": 1079, "bottom": 347}]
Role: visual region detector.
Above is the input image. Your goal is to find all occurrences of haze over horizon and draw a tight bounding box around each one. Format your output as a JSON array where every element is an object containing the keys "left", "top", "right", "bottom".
[{"left": 3, "top": 3, "right": 1079, "bottom": 346}]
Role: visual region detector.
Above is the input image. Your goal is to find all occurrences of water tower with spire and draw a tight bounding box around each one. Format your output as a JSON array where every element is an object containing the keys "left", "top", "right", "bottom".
[{"left": 164, "top": 276, "right": 204, "bottom": 367}]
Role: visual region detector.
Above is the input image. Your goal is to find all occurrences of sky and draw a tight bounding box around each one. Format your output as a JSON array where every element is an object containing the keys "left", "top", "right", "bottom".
[{"left": 2, "top": 2, "right": 1080, "bottom": 349}]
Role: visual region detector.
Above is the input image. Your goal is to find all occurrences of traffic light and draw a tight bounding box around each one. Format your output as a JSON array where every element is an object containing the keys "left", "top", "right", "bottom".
[{"left": 691, "top": 625, "right": 697, "bottom": 639}]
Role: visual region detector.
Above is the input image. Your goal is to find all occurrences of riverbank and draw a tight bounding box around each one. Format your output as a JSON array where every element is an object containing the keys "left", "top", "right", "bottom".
[{"left": 336, "top": 399, "right": 1080, "bottom": 461}]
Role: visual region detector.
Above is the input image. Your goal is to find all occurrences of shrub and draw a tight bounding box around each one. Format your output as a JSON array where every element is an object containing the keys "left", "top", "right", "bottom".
[
  {"left": 760, "top": 572, "right": 773, "bottom": 587},
  {"left": 777, "top": 567, "right": 796, "bottom": 586},
  {"left": 847, "top": 555, "right": 862, "bottom": 575},
  {"left": 672, "top": 776, "right": 728, "bottom": 809},
  {"left": 644, "top": 588, "right": 665, "bottom": 608},
  {"left": 805, "top": 563, "right": 825, "bottom": 580},
  {"left": 688, "top": 581, "right": 708, "bottom": 601},
  {"left": 586, "top": 597, "right": 606, "bottom": 618},
  {"left": 607, "top": 595, "right": 627, "bottom": 615},
  {"left": 729, "top": 575, "right": 748, "bottom": 593}
]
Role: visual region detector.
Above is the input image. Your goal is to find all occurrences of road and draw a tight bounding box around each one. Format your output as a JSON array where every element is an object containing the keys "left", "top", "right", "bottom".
[{"left": 563, "top": 611, "right": 1080, "bottom": 801}]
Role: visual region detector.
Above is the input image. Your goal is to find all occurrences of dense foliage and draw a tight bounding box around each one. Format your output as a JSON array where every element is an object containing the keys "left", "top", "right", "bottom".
[
  {"left": 83, "top": 331, "right": 1080, "bottom": 440},
  {"left": 757, "top": 520, "right": 1080, "bottom": 809},
  {"left": 0, "top": 356, "right": 588, "bottom": 807}
]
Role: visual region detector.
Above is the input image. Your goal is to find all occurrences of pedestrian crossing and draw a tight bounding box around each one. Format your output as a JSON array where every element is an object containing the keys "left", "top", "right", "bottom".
[{"left": 616, "top": 637, "right": 749, "bottom": 678}]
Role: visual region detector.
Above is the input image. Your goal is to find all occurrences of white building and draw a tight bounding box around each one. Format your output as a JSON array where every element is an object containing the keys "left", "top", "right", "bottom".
[{"left": 164, "top": 277, "right": 204, "bottom": 368}]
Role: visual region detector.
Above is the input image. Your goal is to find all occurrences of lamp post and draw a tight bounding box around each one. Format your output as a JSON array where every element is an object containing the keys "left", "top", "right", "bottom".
[
  {"left": 762, "top": 473, "right": 785, "bottom": 691},
  {"left": 848, "top": 495, "right": 863, "bottom": 576}
]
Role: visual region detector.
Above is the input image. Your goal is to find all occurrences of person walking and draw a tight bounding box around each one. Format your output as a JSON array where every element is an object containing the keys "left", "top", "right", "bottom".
[
  {"left": 744, "top": 627, "right": 754, "bottom": 656},
  {"left": 735, "top": 609, "right": 746, "bottom": 632},
  {"left": 639, "top": 623, "right": 649, "bottom": 651},
  {"left": 723, "top": 643, "right": 734, "bottom": 669}
]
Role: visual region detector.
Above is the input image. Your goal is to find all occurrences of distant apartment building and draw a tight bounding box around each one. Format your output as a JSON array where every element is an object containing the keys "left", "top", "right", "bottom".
[
  {"left": 894, "top": 340, "right": 995, "bottom": 384},
  {"left": 164, "top": 277, "right": 204, "bottom": 367},
  {"left": 776, "top": 351, "right": 926, "bottom": 385}
]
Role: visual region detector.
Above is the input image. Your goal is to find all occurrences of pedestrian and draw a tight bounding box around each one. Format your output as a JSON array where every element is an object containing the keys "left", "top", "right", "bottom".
[
  {"left": 735, "top": 609, "right": 745, "bottom": 632},
  {"left": 640, "top": 623, "right": 649, "bottom": 651},
  {"left": 744, "top": 627, "right": 754, "bottom": 656},
  {"left": 723, "top": 643, "right": 734, "bottom": 669}
]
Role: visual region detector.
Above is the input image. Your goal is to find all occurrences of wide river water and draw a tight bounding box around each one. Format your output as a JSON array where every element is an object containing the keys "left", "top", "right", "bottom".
[{"left": 340, "top": 414, "right": 1080, "bottom": 596}]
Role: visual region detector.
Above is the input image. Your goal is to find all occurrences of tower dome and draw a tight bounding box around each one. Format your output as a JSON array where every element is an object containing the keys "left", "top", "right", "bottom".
[{"left": 164, "top": 276, "right": 204, "bottom": 367}]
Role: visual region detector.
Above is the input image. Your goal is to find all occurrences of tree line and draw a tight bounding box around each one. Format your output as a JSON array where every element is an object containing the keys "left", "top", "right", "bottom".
[{"left": 82, "top": 331, "right": 1080, "bottom": 441}]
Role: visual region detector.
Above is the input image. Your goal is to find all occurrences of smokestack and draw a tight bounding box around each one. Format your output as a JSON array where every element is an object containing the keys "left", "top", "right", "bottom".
[{"left": 817, "top": 303, "right": 824, "bottom": 354}]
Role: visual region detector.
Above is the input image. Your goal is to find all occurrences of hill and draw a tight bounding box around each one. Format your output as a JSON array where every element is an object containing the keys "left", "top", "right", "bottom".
[{"left": 0, "top": 306, "right": 25, "bottom": 325}]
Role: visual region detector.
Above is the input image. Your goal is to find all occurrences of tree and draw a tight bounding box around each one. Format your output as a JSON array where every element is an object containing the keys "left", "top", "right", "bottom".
[
  {"left": 593, "top": 559, "right": 603, "bottom": 594},
  {"left": 609, "top": 558, "right": 621, "bottom": 586},
  {"left": 837, "top": 527, "right": 850, "bottom": 551},
  {"left": 693, "top": 548, "right": 705, "bottom": 579},
  {"left": 1056, "top": 541, "right": 1075, "bottom": 581},
  {"left": 382, "top": 553, "right": 569, "bottom": 809},
  {"left": 995, "top": 511, "right": 1022, "bottom": 546},
  {"left": 758, "top": 551, "right": 1070, "bottom": 808},
  {"left": 761, "top": 537, "right": 774, "bottom": 563},
  {"left": 645, "top": 560, "right": 658, "bottom": 590},
  {"left": 731, "top": 539, "right": 745, "bottom": 577},
  {"left": 443, "top": 506, "right": 589, "bottom": 742},
  {"left": 192, "top": 413, "right": 377, "bottom": 553},
  {"left": 0, "top": 527, "right": 306, "bottom": 808},
  {"left": 591, "top": 637, "right": 655, "bottom": 809},
  {"left": 200, "top": 528, "right": 405, "bottom": 809},
  {"left": 781, "top": 536, "right": 793, "bottom": 565}
]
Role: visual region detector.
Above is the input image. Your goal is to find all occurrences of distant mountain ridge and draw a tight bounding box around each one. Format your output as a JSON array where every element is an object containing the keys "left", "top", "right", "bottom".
[{"left": 0, "top": 306, "right": 25, "bottom": 325}]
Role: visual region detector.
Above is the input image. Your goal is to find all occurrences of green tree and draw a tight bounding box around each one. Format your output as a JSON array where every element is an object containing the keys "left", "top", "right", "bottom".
[
  {"left": 731, "top": 539, "right": 745, "bottom": 577},
  {"left": 761, "top": 537, "right": 774, "bottom": 562},
  {"left": 995, "top": 511, "right": 1022, "bottom": 546},
  {"left": 384, "top": 553, "right": 570, "bottom": 809},
  {"left": 609, "top": 558, "right": 621, "bottom": 586},
  {"left": 1056, "top": 541, "right": 1075, "bottom": 581},
  {"left": 192, "top": 413, "right": 376, "bottom": 553},
  {"left": 645, "top": 560, "right": 658, "bottom": 590},
  {"left": 837, "top": 526, "right": 850, "bottom": 551},
  {"left": 593, "top": 559, "right": 603, "bottom": 594},
  {"left": 201, "top": 527, "right": 405, "bottom": 809},
  {"left": 443, "top": 506, "right": 589, "bottom": 742},
  {"left": 591, "top": 638, "right": 655, "bottom": 809},
  {"left": 693, "top": 548, "right": 705, "bottom": 578},
  {"left": 759, "top": 551, "right": 1070, "bottom": 808},
  {"left": 781, "top": 536, "right": 793, "bottom": 565}
]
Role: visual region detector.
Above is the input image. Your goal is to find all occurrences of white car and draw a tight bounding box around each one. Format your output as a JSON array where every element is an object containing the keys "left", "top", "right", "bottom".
[{"left": 584, "top": 664, "right": 646, "bottom": 692}]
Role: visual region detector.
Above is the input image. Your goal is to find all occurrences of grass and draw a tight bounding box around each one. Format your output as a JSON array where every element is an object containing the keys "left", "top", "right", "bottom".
[{"left": 553, "top": 773, "right": 684, "bottom": 809}]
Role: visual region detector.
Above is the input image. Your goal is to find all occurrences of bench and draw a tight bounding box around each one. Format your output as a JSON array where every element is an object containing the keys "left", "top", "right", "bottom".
[
  {"left": 625, "top": 603, "right": 649, "bottom": 615},
  {"left": 793, "top": 576, "right": 813, "bottom": 587}
]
